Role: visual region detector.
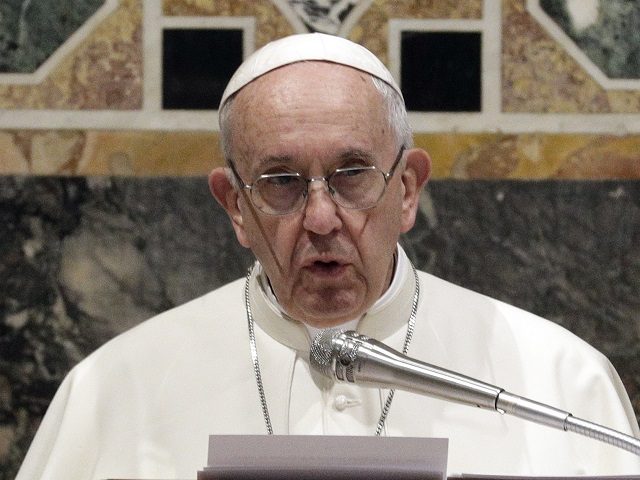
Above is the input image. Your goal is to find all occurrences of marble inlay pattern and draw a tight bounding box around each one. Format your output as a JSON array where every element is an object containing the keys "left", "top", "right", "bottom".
[
  {"left": 285, "top": 0, "right": 361, "bottom": 34},
  {"left": 540, "top": 0, "right": 640, "bottom": 80},
  {"left": 0, "top": 0, "right": 141, "bottom": 109},
  {"left": 164, "top": 0, "right": 482, "bottom": 56},
  {"left": 4, "top": 129, "right": 640, "bottom": 180},
  {"left": 351, "top": 0, "right": 482, "bottom": 65},
  {"left": 0, "top": 130, "right": 223, "bottom": 175},
  {"left": 0, "top": 0, "right": 105, "bottom": 74},
  {"left": 1, "top": 176, "right": 639, "bottom": 479},
  {"left": 163, "top": 0, "right": 295, "bottom": 48},
  {"left": 417, "top": 133, "right": 640, "bottom": 179},
  {"left": 503, "top": 0, "right": 640, "bottom": 113}
]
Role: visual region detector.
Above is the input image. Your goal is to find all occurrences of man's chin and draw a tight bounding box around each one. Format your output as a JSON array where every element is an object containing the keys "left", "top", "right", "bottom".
[
  {"left": 280, "top": 280, "right": 369, "bottom": 327},
  {"left": 294, "top": 298, "right": 365, "bottom": 328},
  {"left": 299, "top": 315, "right": 358, "bottom": 329}
]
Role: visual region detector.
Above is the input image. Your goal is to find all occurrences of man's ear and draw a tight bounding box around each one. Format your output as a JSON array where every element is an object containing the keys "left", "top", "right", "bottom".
[
  {"left": 399, "top": 148, "right": 431, "bottom": 233},
  {"left": 208, "top": 167, "right": 251, "bottom": 248}
]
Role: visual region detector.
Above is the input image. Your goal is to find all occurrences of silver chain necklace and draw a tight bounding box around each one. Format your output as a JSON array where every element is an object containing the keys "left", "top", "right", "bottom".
[{"left": 244, "top": 261, "right": 420, "bottom": 436}]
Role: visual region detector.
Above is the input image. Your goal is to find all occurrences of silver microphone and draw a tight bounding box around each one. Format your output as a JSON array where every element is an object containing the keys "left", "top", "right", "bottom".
[{"left": 310, "top": 329, "right": 640, "bottom": 456}]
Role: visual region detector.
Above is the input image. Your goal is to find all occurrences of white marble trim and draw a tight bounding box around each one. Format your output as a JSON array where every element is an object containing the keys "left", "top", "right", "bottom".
[
  {"left": 144, "top": 2, "right": 256, "bottom": 113},
  {"left": 388, "top": 2, "right": 502, "bottom": 116},
  {"left": 388, "top": 18, "right": 487, "bottom": 112},
  {"left": 1, "top": 109, "right": 640, "bottom": 134}
]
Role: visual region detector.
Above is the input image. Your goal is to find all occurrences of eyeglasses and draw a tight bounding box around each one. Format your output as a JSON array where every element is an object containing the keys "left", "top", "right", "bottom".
[{"left": 228, "top": 146, "right": 406, "bottom": 216}]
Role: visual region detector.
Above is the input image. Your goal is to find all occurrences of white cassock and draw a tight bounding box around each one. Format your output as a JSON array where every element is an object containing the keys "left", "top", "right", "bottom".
[{"left": 16, "top": 247, "right": 640, "bottom": 479}]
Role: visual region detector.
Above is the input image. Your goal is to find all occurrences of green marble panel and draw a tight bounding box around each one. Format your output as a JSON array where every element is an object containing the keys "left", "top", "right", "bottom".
[
  {"left": 0, "top": 0, "right": 105, "bottom": 74},
  {"left": 541, "top": 0, "right": 640, "bottom": 79}
]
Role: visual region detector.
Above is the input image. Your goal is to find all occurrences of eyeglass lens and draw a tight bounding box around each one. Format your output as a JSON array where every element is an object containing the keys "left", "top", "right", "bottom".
[{"left": 252, "top": 167, "right": 387, "bottom": 215}]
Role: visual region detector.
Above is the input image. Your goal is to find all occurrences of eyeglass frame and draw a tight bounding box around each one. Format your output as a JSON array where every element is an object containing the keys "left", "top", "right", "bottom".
[{"left": 227, "top": 145, "right": 407, "bottom": 216}]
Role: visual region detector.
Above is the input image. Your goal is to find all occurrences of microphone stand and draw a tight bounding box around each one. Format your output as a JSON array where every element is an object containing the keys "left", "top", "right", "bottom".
[{"left": 310, "top": 330, "right": 640, "bottom": 456}]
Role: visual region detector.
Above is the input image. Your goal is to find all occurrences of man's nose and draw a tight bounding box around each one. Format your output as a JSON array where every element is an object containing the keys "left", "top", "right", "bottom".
[{"left": 302, "top": 179, "right": 342, "bottom": 235}]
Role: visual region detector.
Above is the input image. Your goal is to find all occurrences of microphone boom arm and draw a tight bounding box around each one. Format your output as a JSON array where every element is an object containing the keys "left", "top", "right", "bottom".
[{"left": 310, "top": 330, "right": 640, "bottom": 457}]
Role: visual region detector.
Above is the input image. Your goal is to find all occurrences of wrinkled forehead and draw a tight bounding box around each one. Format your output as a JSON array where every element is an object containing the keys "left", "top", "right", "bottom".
[
  {"left": 219, "top": 32, "right": 401, "bottom": 111},
  {"left": 227, "top": 62, "right": 394, "bottom": 172}
]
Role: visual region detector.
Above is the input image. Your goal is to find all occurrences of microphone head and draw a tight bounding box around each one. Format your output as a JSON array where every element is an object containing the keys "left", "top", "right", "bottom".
[{"left": 310, "top": 329, "right": 344, "bottom": 378}]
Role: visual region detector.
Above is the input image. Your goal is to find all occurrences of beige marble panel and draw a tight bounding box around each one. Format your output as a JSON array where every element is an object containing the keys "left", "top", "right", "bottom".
[
  {"left": 553, "top": 136, "right": 640, "bottom": 179},
  {"left": 0, "top": 131, "right": 86, "bottom": 174},
  {"left": 78, "top": 131, "right": 223, "bottom": 175},
  {"left": 0, "top": 132, "right": 29, "bottom": 173},
  {"left": 415, "top": 132, "right": 640, "bottom": 179},
  {"left": 502, "top": 0, "right": 640, "bottom": 113},
  {"left": 2, "top": 130, "right": 640, "bottom": 179},
  {"left": 0, "top": 130, "right": 223, "bottom": 176},
  {"left": 0, "top": 0, "right": 142, "bottom": 110}
]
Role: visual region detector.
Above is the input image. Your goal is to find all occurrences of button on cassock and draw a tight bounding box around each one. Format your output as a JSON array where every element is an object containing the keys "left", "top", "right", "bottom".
[{"left": 333, "top": 394, "right": 361, "bottom": 411}]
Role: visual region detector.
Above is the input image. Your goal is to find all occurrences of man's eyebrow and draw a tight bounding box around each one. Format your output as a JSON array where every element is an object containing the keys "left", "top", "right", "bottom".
[
  {"left": 251, "top": 154, "right": 296, "bottom": 174},
  {"left": 337, "top": 149, "right": 376, "bottom": 165},
  {"left": 250, "top": 148, "right": 377, "bottom": 174}
]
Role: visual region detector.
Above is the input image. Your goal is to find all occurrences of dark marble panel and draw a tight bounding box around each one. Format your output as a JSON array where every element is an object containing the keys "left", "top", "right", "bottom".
[
  {"left": 1, "top": 176, "right": 639, "bottom": 479},
  {"left": 0, "top": 0, "right": 105, "bottom": 74},
  {"left": 541, "top": 0, "right": 640, "bottom": 79},
  {"left": 401, "top": 31, "right": 482, "bottom": 112},
  {"left": 0, "top": 176, "right": 254, "bottom": 479},
  {"left": 162, "top": 29, "right": 243, "bottom": 110}
]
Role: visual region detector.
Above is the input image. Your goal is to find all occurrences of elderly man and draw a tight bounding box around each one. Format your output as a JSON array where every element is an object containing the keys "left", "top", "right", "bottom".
[{"left": 16, "top": 34, "right": 640, "bottom": 479}]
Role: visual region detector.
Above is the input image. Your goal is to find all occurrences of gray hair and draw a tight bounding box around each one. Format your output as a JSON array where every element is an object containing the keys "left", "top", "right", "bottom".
[
  {"left": 219, "top": 71, "right": 412, "bottom": 162},
  {"left": 370, "top": 75, "right": 413, "bottom": 149}
]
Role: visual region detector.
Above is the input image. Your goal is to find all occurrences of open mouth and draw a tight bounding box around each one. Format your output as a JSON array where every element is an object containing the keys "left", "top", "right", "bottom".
[{"left": 308, "top": 260, "right": 346, "bottom": 276}]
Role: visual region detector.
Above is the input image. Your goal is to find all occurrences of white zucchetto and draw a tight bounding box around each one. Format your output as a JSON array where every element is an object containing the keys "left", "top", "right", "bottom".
[{"left": 219, "top": 32, "right": 402, "bottom": 110}]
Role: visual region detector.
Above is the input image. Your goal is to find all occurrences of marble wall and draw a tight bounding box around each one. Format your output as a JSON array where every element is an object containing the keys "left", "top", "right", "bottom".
[{"left": 1, "top": 1, "right": 640, "bottom": 478}]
